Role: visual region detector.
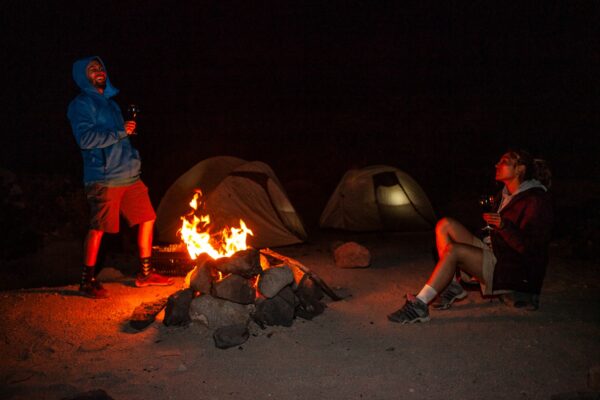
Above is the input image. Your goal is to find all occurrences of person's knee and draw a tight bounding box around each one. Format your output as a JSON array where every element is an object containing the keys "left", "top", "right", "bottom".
[
  {"left": 138, "top": 219, "right": 155, "bottom": 230},
  {"left": 441, "top": 242, "right": 461, "bottom": 260},
  {"left": 436, "top": 217, "right": 454, "bottom": 236},
  {"left": 87, "top": 229, "right": 104, "bottom": 240}
]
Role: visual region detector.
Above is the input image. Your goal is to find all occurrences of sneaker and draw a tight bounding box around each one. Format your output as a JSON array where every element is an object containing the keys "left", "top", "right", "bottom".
[
  {"left": 135, "top": 272, "right": 174, "bottom": 287},
  {"left": 432, "top": 281, "right": 468, "bottom": 310},
  {"left": 387, "top": 294, "right": 430, "bottom": 324},
  {"left": 79, "top": 278, "right": 109, "bottom": 299}
]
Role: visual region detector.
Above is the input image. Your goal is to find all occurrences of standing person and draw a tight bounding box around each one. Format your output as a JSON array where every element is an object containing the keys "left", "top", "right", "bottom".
[
  {"left": 68, "top": 56, "right": 173, "bottom": 299},
  {"left": 388, "top": 149, "right": 553, "bottom": 323}
]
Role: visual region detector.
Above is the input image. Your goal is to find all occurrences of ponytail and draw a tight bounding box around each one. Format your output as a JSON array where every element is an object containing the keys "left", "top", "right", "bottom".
[
  {"left": 507, "top": 149, "right": 552, "bottom": 189},
  {"left": 533, "top": 158, "right": 552, "bottom": 189}
]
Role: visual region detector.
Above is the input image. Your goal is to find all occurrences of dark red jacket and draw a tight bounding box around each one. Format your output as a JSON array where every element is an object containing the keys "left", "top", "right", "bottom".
[{"left": 491, "top": 188, "right": 553, "bottom": 294}]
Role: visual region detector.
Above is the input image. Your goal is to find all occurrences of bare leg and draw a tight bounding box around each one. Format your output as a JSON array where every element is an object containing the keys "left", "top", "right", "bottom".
[
  {"left": 427, "top": 243, "right": 485, "bottom": 293},
  {"left": 435, "top": 217, "right": 477, "bottom": 258},
  {"left": 135, "top": 219, "right": 173, "bottom": 286},
  {"left": 138, "top": 219, "right": 154, "bottom": 258},
  {"left": 84, "top": 229, "right": 104, "bottom": 266}
]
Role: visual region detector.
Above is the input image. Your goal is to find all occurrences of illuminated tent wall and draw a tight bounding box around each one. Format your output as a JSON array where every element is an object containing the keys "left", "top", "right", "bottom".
[
  {"left": 156, "top": 156, "right": 307, "bottom": 249},
  {"left": 319, "top": 165, "right": 437, "bottom": 231}
]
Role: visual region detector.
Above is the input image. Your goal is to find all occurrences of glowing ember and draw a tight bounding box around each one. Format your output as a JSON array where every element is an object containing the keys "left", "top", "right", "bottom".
[{"left": 179, "top": 191, "right": 254, "bottom": 261}]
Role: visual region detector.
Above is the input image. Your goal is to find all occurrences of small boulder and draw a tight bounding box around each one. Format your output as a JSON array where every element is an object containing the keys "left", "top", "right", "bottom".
[
  {"left": 213, "top": 324, "right": 250, "bottom": 349},
  {"left": 214, "top": 248, "right": 262, "bottom": 278},
  {"left": 258, "top": 265, "right": 294, "bottom": 298},
  {"left": 253, "top": 286, "right": 297, "bottom": 327},
  {"left": 211, "top": 274, "right": 256, "bottom": 304},
  {"left": 163, "top": 288, "right": 194, "bottom": 326},
  {"left": 333, "top": 241, "right": 371, "bottom": 268},
  {"left": 188, "top": 256, "right": 217, "bottom": 294},
  {"left": 190, "top": 295, "right": 251, "bottom": 329}
]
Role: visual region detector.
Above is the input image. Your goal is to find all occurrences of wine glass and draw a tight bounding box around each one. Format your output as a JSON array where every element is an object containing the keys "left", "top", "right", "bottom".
[
  {"left": 478, "top": 194, "right": 496, "bottom": 232},
  {"left": 126, "top": 104, "right": 140, "bottom": 120},
  {"left": 126, "top": 104, "right": 140, "bottom": 135}
]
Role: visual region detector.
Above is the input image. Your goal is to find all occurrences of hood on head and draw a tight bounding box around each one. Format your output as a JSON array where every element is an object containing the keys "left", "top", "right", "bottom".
[{"left": 72, "top": 56, "right": 119, "bottom": 98}]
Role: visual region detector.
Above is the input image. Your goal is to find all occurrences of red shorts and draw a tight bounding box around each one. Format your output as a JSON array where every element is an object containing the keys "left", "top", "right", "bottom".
[{"left": 85, "top": 180, "right": 156, "bottom": 233}]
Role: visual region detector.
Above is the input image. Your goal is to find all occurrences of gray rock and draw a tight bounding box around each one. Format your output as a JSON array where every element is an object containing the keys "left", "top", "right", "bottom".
[
  {"left": 213, "top": 323, "right": 250, "bottom": 349},
  {"left": 295, "top": 275, "right": 326, "bottom": 320},
  {"left": 254, "top": 287, "right": 297, "bottom": 327},
  {"left": 211, "top": 274, "right": 256, "bottom": 304},
  {"left": 188, "top": 256, "right": 217, "bottom": 294},
  {"left": 190, "top": 295, "right": 251, "bottom": 329},
  {"left": 214, "top": 248, "right": 262, "bottom": 278},
  {"left": 258, "top": 265, "right": 294, "bottom": 298},
  {"left": 163, "top": 289, "right": 194, "bottom": 326},
  {"left": 333, "top": 241, "right": 371, "bottom": 268}
]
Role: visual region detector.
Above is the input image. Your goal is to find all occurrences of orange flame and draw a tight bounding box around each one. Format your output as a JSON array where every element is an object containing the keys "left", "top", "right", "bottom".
[{"left": 179, "top": 191, "right": 254, "bottom": 261}]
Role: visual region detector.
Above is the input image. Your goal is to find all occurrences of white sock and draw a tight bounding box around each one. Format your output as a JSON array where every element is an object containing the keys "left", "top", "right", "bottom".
[{"left": 416, "top": 284, "right": 438, "bottom": 304}]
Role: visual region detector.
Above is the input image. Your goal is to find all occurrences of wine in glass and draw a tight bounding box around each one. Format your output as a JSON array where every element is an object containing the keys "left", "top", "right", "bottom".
[
  {"left": 126, "top": 104, "right": 140, "bottom": 135},
  {"left": 478, "top": 194, "right": 497, "bottom": 233}
]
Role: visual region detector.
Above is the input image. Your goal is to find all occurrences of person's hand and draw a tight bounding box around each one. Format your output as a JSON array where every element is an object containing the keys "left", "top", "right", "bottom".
[
  {"left": 483, "top": 212, "right": 503, "bottom": 229},
  {"left": 124, "top": 120, "right": 137, "bottom": 135}
]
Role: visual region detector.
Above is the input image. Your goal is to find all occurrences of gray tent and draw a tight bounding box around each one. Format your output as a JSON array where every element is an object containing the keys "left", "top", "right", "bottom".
[
  {"left": 156, "top": 156, "right": 307, "bottom": 249},
  {"left": 319, "top": 165, "right": 437, "bottom": 231}
]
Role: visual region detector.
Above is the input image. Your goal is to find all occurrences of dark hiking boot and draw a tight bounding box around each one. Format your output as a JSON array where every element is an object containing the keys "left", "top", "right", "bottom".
[
  {"left": 432, "top": 280, "right": 468, "bottom": 310},
  {"left": 79, "top": 278, "right": 109, "bottom": 299},
  {"left": 387, "top": 294, "right": 430, "bottom": 324},
  {"left": 135, "top": 272, "right": 174, "bottom": 287}
]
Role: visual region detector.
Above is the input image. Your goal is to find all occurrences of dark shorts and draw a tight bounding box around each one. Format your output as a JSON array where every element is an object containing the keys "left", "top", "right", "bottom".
[{"left": 85, "top": 180, "right": 156, "bottom": 233}]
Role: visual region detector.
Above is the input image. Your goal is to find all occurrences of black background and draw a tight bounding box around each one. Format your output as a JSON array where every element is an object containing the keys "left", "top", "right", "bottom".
[{"left": 2, "top": 1, "right": 598, "bottom": 227}]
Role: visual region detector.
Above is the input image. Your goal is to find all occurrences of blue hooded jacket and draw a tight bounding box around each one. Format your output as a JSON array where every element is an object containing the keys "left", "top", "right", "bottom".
[{"left": 67, "top": 56, "right": 141, "bottom": 185}]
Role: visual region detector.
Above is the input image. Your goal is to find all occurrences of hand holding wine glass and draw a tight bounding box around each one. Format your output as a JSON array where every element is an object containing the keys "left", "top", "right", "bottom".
[
  {"left": 126, "top": 104, "right": 140, "bottom": 135},
  {"left": 478, "top": 194, "right": 497, "bottom": 232}
]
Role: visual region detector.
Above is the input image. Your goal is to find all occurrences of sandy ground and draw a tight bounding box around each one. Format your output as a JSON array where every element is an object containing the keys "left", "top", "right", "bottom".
[{"left": 1, "top": 231, "right": 599, "bottom": 400}]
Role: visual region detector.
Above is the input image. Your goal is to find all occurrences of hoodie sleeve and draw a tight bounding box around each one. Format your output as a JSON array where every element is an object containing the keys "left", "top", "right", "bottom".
[
  {"left": 67, "top": 97, "right": 128, "bottom": 149},
  {"left": 494, "top": 193, "right": 553, "bottom": 255}
]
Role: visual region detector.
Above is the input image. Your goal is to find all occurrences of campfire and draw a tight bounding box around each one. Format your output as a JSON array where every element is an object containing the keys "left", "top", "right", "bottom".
[{"left": 135, "top": 190, "right": 337, "bottom": 349}]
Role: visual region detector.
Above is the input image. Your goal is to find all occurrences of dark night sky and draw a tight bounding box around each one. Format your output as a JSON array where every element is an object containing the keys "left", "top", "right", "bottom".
[{"left": 2, "top": 1, "right": 598, "bottom": 218}]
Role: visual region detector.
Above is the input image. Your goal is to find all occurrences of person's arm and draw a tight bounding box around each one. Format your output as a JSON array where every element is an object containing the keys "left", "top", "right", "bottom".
[
  {"left": 492, "top": 195, "right": 553, "bottom": 255},
  {"left": 68, "top": 98, "right": 128, "bottom": 149}
]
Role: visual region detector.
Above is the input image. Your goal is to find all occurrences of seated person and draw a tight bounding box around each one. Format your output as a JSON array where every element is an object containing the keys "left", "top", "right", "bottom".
[{"left": 388, "top": 149, "right": 553, "bottom": 324}]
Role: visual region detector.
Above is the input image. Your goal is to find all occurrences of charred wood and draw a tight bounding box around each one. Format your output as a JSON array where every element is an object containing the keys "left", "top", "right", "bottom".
[{"left": 129, "top": 297, "right": 168, "bottom": 331}]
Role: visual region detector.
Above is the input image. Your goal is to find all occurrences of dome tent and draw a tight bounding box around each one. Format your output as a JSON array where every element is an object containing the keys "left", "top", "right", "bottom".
[
  {"left": 319, "top": 165, "right": 437, "bottom": 231},
  {"left": 156, "top": 156, "right": 307, "bottom": 249}
]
